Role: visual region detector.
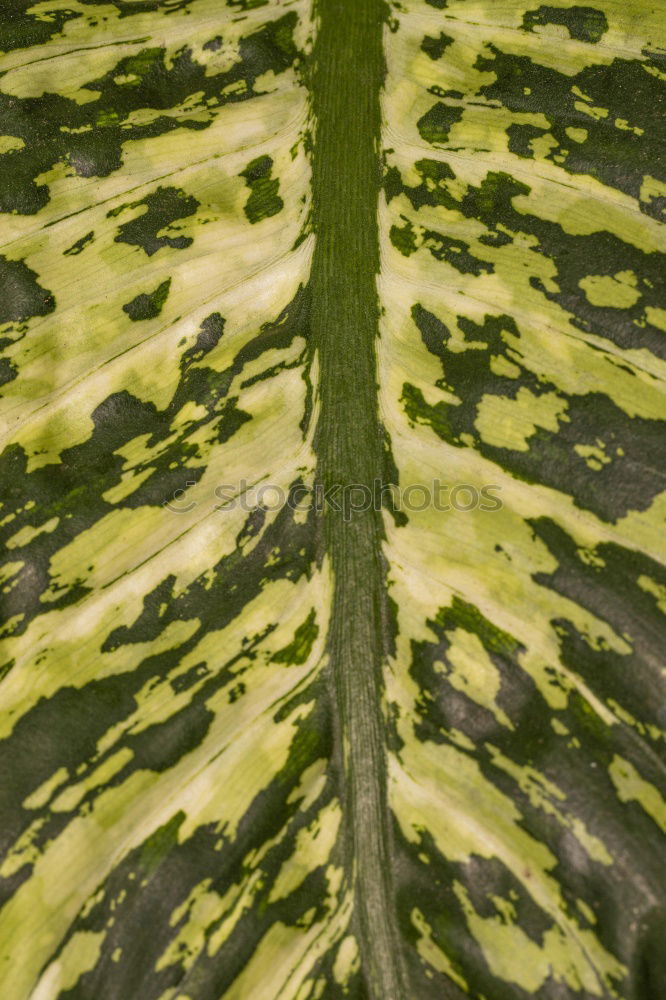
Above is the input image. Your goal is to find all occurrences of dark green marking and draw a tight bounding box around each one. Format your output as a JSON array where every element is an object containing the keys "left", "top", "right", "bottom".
[
  {"left": 0, "top": 298, "right": 305, "bottom": 639},
  {"left": 2, "top": 4, "right": 665, "bottom": 997},
  {"left": 388, "top": 162, "right": 666, "bottom": 357},
  {"left": 476, "top": 47, "right": 666, "bottom": 216},
  {"left": 417, "top": 101, "right": 464, "bottom": 144},
  {"left": 421, "top": 32, "right": 454, "bottom": 62},
  {"left": 400, "top": 305, "right": 666, "bottom": 521},
  {"left": 0, "top": 256, "right": 55, "bottom": 325},
  {"left": 309, "top": 1, "right": 406, "bottom": 996},
  {"left": 240, "top": 155, "right": 284, "bottom": 224},
  {"left": 0, "top": 0, "right": 81, "bottom": 53},
  {"left": 272, "top": 609, "right": 319, "bottom": 665},
  {"left": 63, "top": 231, "right": 95, "bottom": 257},
  {"left": 111, "top": 187, "right": 198, "bottom": 256},
  {"left": 122, "top": 278, "right": 171, "bottom": 321},
  {"left": 391, "top": 216, "right": 494, "bottom": 276},
  {"left": 229, "top": 0, "right": 270, "bottom": 11},
  {"left": 521, "top": 5, "right": 608, "bottom": 43},
  {"left": 0, "top": 14, "right": 300, "bottom": 216}
]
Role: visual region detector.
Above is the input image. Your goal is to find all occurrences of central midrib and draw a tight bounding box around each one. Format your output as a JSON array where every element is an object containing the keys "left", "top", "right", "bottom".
[{"left": 309, "top": 1, "right": 406, "bottom": 997}]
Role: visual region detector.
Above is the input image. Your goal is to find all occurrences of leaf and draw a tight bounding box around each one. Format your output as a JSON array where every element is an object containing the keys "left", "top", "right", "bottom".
[{"left": 0, "top": 1, "right": 664, "bottom": 998}]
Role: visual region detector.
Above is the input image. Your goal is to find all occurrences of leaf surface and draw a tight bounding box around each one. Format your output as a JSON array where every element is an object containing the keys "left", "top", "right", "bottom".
[{"left": 0, "top": 1, "right": 664, "bottom": 998}]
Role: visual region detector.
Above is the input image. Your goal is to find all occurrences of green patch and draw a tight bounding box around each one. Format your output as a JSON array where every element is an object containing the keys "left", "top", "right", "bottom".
[
  {"left": 111, "top": 187, "right": 199, "bottom": 256},
  {"left": 240, "top": 155, "right": 284, "bottom": 224},
  {"left": 407, "top": 304, "right": 666, "bottom": 521},
  {"left": 433, "top": 597, "right": 523, "bottom": 661},
  {"left": 0, "top": 256, "right": 55, "bottom": 325},
  {"left": 522, "top": 5, "right": 608, "bottom": 44},
  {"left": 402, "top": 380, "right": 454, "bottom": 442},
  {"left": 477, "top": 47, "right": 665, "bottom": 214},
  {"left": 63, "top": 231, "right": 95, "bottom": 257},
  {"left": 421, "top": 33, "right": 454, "bottom": 62},
  {"left": 122, "top": 279, "right": 172, "bottom": 321},
  {"left": 138, "top": 812, "right": 185, "bottom": 875},
  {"left": 272, "top": 609, "right": 319, "bottom": 665},
  {"left": 417, "top": 102, "right": 464, "bottom": 145},
  {"left": 390, "top": 220, "right": 419, "bottom": 256},
  {"left": 184, "top": 312, "right": 225, "bottom": 366}
]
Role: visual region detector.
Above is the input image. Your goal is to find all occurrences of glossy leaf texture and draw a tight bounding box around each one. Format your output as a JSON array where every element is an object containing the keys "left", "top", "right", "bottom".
[{"left": 0, "top": 1, "right": 665, "bottom": 999}]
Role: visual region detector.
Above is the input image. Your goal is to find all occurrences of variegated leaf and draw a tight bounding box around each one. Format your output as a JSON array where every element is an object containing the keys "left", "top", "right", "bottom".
[{"left": 0, "top": 1, "right": 664, "bottom": 998}]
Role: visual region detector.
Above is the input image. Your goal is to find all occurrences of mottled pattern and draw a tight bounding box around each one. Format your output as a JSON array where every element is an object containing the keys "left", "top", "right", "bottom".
[
  {"left": 0, "top": 2, "right": 355, "bottom": 997},
  {"left": 380, "top": 1, "right": 666, "bottom": 996},
  {"left": 0, "top": 0, "right": 664, "bottom": 998}
]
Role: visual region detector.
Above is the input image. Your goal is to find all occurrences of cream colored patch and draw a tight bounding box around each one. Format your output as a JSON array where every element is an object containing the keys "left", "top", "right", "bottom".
[
  {"left": 268, "top": 801, "right": 341, "bottom": 904},
  {"left": 412, "top": 908, "right": 468, "bottom": 989},
  {"left": 579, "top": 272, "right": 640, "bottom": 309},
  {"left": 490, "top": 354, "right": 521, "bottom": 378},
  {"left": 287, "top": 759, "right": 328, "bottom": 813},
  {"left": 609, "top": 756, "right": 666, "bottom": 831},
  {"left": 453, "top": 881, "right": 621, "bottom": 995},
  {"left": 475, "top": 389, "right": 566, "bottom": 451},
  {"left": 574, "top": 442, "right": 612, "bottom": 472},
  {"left": 332, "top": 935, "right": 360, "bottom": 985},
  {"left": 30, "top": 931, "right": 104, "bottom": 1000},
  {"left": 0, "top": 135, "right": 25, "bottom": 154},
  {"left": 637, "top": 574, "right": 666, "bottom": 614},
  {"left": 50, "top": 748, "right": 134, "bottom": 813},
  {"left": 438, "top": 627, "right": 513, "bottom": 728},
  {"left": 645, "top": 306, "right": 666, "bottom": 331},
  {"left": 23, "top": 768, "right": 69, "bottom": 811},
  {"left": 0, "top": 561, "right": 23, "bottom": 586},
  {"left": 640, "top": 174, "right": 666, "bottom": 205},
  {"left": 6, "top": 517, "right": 59, "bottom": 549},
  {"left": 574, "top": 102, "right": 609, "bottom": 121},
  {"left": 102, "top": 467, "right": 155, "bottom": 504}
]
